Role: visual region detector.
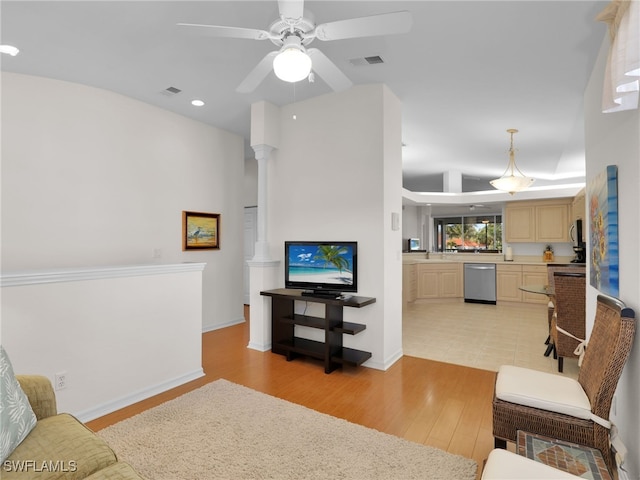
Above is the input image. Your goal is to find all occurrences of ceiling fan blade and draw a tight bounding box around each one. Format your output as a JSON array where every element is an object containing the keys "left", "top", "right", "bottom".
[
  {"left": 177, "top": 23, "right": 271, "bottom": 41},
  {"left": 314, "top": 11, "right": 412, "bottom": 41},
  {"left": 236, "top": 51, "right": 279, "bottom": 93},
  {"left": 278, "top": 0, "right": 304, "bottom": 21},
  {"left": 307, "top": 49, "right": 353, "bottom": 92}
]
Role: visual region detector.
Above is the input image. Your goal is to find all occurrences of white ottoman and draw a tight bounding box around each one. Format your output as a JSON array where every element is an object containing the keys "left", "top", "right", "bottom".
[{"left": 482, "top": 449, "right": 582, "bottom": 479}]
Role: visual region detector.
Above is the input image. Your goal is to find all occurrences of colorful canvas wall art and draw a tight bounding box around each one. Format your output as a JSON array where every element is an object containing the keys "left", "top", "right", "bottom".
[{"left": 587, "top": 165, "right": 619, "bottom": 297}]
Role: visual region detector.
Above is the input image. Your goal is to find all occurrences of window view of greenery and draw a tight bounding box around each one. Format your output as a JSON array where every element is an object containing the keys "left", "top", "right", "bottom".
[{"left": 434, "top": 215, "right": 503, "bottom": 252}]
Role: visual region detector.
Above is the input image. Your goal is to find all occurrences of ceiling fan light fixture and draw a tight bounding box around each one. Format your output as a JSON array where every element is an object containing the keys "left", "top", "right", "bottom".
[
  {"left": 490, "top": 129, "right": 535, "bottom": 195},
  {"left": 273, "top": 36, "right": 312, "bottom": 83}
]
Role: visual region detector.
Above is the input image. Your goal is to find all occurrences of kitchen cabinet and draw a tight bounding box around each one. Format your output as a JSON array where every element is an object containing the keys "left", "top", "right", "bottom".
[
  {"left": 496, "top": 264, "right": 522, "bottom": 302},
  {"left": 504, "top": 205, "right": 535, "bottom": 242},
  {"left": 416, "top": 263, "right": 462, "bottom": 299},
  {"left": 497, "top": 264, "right": 550, "bottom": 304},
  {"left": 572, "top": 188, "right": 586, "bottom": 221},
  {"left": 505, "top": 199, "right": 571, "bottom": 243},
  {"left": 405, "top": 259, "right": 553, "bottom": 304},
  {"left": 521, "top": 265, "right": 549, "bottom": 304},
  {"left": 536, "top": 204, "right": 570, "bottom": 242},
  {"left": 402, "top": 263, "right": 417, "bottom": 304},
  {"left": 417, "top": 265, "right": 439, "bottom": 298}
]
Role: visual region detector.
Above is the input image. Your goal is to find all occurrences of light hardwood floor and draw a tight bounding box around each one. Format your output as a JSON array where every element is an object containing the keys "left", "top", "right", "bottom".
[
  {"left": 87, "top": 307, "right": 498, "bottom": 479},
  {"left": 88, "top": 303, "right": 580, "bottom": 478}
]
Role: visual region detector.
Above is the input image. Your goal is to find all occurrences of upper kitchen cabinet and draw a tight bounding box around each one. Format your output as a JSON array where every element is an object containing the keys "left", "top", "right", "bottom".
[
  {"left": 504, "top": 204, "right": 535, "bottom": 242},
  {"left": 505, "top": 198, "right": 571, "bottom": 243},
  {"left": 536, "top": 203, "right": 570, "bottom": 242},
  {"left": 572, "top": 188, "right": 586, "bottom": 221}
]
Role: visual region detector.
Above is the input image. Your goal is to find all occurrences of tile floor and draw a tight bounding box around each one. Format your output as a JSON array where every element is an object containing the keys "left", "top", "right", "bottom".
[{"left": 403, "top": 300, "right": 580, "bottom": 379}]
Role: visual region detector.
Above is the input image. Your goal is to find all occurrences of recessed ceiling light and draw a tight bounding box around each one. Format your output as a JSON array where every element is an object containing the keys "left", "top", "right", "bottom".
[
  {"left": 0, "top": 45, "right": 20, "bottom": 56},
  {"left": 191, "top": 100, "right": 205, "bottom": 107}
]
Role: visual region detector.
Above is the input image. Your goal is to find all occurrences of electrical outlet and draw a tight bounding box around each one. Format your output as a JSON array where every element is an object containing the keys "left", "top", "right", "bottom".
[{"left": 55, "top": 372, "right": 67, "bottom": 391}]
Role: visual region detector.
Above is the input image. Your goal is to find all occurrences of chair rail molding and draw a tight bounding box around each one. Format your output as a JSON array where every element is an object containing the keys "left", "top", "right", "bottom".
[{"left": 0, "top": 263, "right": 206, "bottom": 287}]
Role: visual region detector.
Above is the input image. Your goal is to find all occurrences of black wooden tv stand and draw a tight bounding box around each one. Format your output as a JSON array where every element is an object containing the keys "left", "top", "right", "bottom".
[
  {"left": 300, "top": 290, "right": 342, "bottom": 299},
  {"left": 260, "top": 288, "right": 376, "bottom": 373}
]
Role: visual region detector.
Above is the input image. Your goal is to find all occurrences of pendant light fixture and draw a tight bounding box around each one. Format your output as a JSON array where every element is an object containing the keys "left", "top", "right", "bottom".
[
  {"left": 490, "top": 129, "right": 535, "bottom": 195},
  {"left": 273, "top": 36, "right": 312, "bottom": 83}
]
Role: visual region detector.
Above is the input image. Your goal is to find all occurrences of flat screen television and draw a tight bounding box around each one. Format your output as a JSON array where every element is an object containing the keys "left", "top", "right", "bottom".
[{"left": 285, "top": 241, "right": 357, "bottom": 296}]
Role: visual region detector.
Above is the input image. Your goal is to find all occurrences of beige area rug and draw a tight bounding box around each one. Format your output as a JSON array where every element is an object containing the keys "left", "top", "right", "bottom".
[{"left": 98, "top": 379, "right": 477, "bottom": 480}]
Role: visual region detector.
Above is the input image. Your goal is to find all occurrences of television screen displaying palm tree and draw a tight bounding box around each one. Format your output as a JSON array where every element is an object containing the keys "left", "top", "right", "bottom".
[{"left": 284, "top": 241, "right": 358, "bottom": 293}]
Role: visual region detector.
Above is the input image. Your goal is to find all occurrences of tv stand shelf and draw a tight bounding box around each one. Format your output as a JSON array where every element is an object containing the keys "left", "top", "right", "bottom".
[{"left": 261, "top": 288, "right": 376, "bottom": 373}]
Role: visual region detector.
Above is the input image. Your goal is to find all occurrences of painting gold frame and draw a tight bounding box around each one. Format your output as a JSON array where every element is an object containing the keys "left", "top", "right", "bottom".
[{"left": 182, "top": 211, "right": 220, "bottom": 250}]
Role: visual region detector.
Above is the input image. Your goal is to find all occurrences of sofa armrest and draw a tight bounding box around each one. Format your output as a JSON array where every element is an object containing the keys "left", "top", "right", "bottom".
[{"left": 16, "top": 375, "right": 57, "bottom": 420}]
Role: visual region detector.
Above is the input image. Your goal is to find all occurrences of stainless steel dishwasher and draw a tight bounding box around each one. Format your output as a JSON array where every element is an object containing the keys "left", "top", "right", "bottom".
[{"left": 464, "top": 263, "right": 497, "bottom": 304}]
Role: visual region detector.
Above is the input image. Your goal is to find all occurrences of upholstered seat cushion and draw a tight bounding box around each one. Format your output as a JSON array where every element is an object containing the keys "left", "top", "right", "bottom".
[
  {"left": 4, "top": 413, "right": 117, "bottom": 479},
  {"left": 482, "top": 449, "right": 581, "bottom": 479},
  {"left": 84, "top": 462, "right": 143, "bottom": 480},
  {"left": 495, "top": 365, "right": 591, "bottom": 420}
]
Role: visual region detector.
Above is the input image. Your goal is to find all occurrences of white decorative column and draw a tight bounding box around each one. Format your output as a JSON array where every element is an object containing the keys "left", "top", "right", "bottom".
[
  {"left": 443, "top": 170, "right": 462, "bottom": 193},
  {"left": 247, "top": 102, "right": 281, "bottom": 352},
  {"left": 251, "top": 144, "right": 273, "bottom": 262},
  {"left": 246, "top": 259, "right": 279, "bottom": 351}
]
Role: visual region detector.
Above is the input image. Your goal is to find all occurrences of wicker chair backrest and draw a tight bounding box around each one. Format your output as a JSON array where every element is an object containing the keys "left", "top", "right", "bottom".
[
  {"left": 578, "top": 295, "right": 636, "bottom": 421},
  {"left": 547, "top": 264, "right": 586, "bottom": 291},
  {"left": 553, "top": 272, "right": 586, "bottom": 357}
]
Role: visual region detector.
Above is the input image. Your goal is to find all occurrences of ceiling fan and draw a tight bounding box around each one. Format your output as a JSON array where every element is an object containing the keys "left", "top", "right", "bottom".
[
  {"left": 177, "top": 0, "right": 412, "bottom": 93},
  {"left": 469, "top": 204, "right": 490, "bottom": 211}
]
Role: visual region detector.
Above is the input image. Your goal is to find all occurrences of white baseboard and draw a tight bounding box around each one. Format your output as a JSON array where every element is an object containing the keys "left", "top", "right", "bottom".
[
  {"left": 368, "top": 349, "right": 403, "bottom": 371},
  {"left": 247, "top": 341, "right": 272, "bottom": 352},
  {"left": 202, "top": 316, "right": 246, "bottom": 333},
  {"left": 75, "top": 368, "right": 205, "bottom": 423}
]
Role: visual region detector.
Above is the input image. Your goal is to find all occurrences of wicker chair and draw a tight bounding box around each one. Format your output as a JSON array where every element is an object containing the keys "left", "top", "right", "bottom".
[
  {"left": 551, "top": 272, "right": 586, "bottom": 372},
  {"left": 544, "top": 264, "right": 586, "bottom": 357},
  {"left": 492, "top": 294, "right": 636, "bottom": 474}
]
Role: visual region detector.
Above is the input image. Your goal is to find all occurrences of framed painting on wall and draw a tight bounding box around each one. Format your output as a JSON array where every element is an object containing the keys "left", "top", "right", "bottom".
[
  {"left": 182, "top": 211, "right": 220, "bottom": 250},
  {"left": 587, "top": 165, "right": 619, "bottom": 297}
]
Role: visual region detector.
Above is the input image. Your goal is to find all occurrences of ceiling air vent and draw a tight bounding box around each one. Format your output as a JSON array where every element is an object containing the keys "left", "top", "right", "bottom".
[
  {"left": 348, "top": 55, "right": 385, "bottom": 67},
  {"left": 159, "top": 86, "right": 182, "bottom": 96}
]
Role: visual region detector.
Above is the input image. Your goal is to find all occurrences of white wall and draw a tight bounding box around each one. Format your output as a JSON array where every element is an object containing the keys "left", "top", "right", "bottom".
[
  {"left": 584, "top": 40, "right": 640, "bottom": 479},
  {"left": 1, "top": 72, "right": 245, "bottom": 332},
  {"left": 1, "top": 265, "right": 205, "bottom": 421},
  {"left": 264, "top": 84, "right": 404, "bottom": 369},
  {"left": 380, "top": 86, "right": 404, "bottom": 365},
  {"left": 402, "top": 205, "right": 421, "bottom": 250}
]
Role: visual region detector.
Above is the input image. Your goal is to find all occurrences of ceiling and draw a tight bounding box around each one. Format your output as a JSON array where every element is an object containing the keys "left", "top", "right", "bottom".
[{"left": 1, "top": 0, "right": 608, "bottom": 210}]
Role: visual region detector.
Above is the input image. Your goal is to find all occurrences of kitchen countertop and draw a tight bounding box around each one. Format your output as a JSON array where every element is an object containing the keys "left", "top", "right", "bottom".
[{"left": 402, "top": 253, "right": 576, "bottom": 266}]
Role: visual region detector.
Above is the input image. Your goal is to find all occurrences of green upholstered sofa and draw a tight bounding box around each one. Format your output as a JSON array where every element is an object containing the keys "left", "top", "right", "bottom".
[{"left": 4, "top": 375, "right": 144, "bottom": 480}]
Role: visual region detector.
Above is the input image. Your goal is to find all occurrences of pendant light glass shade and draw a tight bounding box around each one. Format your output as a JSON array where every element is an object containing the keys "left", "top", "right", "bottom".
[
  {"left": 273, "top": 36, "right": 312, "bottom": 83},
  {"left": 490, "top": 129, "right": 535, "bottom": 195}
]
